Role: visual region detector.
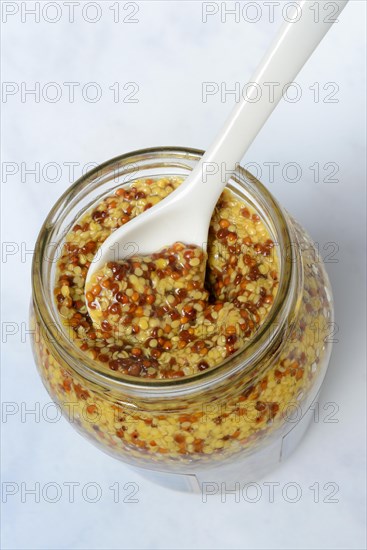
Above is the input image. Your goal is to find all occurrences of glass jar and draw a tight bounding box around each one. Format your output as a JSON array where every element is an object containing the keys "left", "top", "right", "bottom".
[{"left": 30, "top": 147, "right": 333, "bottom": 492}]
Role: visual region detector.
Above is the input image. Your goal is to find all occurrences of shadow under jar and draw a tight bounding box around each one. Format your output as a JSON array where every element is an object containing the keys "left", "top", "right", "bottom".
[{"left": 30, "top": 147, "right": 334, "bottom": 493}]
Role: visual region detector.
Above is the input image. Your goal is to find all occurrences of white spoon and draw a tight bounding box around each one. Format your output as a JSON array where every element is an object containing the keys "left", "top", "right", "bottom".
[{"left": 86, "top": 0, "right": 348, "bottom": 287}]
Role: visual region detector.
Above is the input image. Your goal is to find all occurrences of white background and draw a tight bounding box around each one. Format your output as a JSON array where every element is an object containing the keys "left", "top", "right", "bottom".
[{"left": 1, "top": 1, "right": 366, "bottom": 549}]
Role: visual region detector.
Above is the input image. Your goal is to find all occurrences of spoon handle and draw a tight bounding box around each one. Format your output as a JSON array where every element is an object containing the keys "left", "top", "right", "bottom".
[{"left": 184, "top": 0, "right": 348, "bottom": 210}]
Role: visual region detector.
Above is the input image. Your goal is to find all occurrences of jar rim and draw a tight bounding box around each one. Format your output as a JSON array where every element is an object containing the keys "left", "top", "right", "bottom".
[{"left": 32, "top": 146, "right": 301, "bottom": 398}]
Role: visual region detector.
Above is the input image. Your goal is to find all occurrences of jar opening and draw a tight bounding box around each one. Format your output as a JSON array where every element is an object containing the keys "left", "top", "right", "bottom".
[{"left": 32, "top": 147, "right": 301, "bottom": 397}]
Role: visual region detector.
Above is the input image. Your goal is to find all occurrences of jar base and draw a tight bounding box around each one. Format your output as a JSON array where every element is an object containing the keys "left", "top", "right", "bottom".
[{"left": 131, "top": 392, "right": 319, "bottom": 494}]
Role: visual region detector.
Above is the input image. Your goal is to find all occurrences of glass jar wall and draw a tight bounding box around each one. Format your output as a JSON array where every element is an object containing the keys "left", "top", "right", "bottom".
[{"left": 31, "top": 148, "right": 333, "bottom": 491}]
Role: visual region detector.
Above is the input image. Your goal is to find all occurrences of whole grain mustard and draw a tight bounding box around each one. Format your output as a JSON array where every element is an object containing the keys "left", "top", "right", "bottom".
[
  {"left": 56, "top": 177, "right": 279, "bottom": 379},
  {"left": 31, "top": 174, "right": 332, "bottom": 465}
]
